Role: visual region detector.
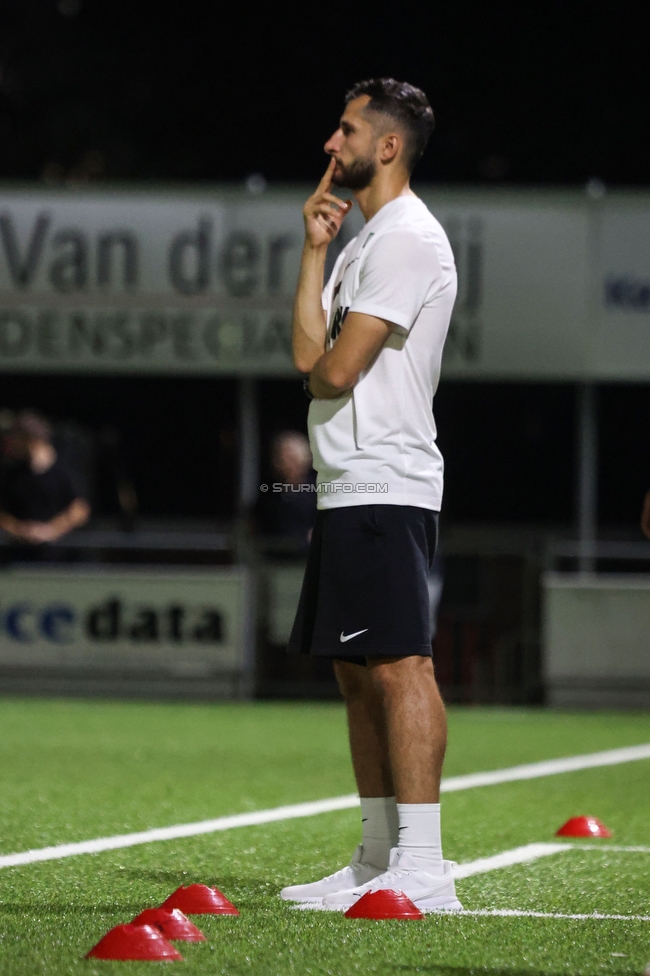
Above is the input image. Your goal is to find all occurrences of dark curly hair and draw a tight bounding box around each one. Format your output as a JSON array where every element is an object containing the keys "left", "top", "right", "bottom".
[{"left": 345, "top": 78, "right": 435, "bottom": 173}]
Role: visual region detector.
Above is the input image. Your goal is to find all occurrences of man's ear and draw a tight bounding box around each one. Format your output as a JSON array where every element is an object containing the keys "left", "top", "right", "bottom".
[{"left": 379, "top": 132, "right": 401, "bottom": 165}]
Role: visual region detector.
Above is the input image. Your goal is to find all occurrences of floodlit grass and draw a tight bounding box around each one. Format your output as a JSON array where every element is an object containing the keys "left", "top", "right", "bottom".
[{"left": 0, "top": 699, "right": 648, "bottom": 975}]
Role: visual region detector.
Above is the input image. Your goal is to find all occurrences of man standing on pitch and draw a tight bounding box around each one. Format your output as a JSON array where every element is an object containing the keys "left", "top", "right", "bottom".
[{"left": 281, "top": 78, "right": 462, "bottom": 913}]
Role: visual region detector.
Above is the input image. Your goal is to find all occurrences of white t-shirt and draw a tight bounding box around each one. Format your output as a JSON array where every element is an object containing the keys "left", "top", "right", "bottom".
[{"left": 308, "top": 194, "right": 456, "bottom": 511}]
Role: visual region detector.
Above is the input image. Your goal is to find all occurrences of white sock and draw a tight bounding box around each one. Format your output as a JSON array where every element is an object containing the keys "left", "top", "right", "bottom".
[
  {"left": 396, "top": 802, "right": 444, "bottom": 876},
  {"left": 360, "top": 796, "right": 398, "bottom": 870}
]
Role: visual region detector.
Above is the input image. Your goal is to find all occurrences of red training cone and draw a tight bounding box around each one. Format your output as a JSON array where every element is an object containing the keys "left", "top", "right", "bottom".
[
  {"left": 344, "top": 889, "right": 424, "bottom": 919},
  {"left": 86, "top": 923, "right": 183, "bottom": 961},
  {"left": 556, "top": 816, "right": 612, "bottom": 838},
  {"left": 161, "top": 884, "right": 240, "bottom": 915},
  {"left": 132, "top": 908, "right": 206, "bottom": 941}
]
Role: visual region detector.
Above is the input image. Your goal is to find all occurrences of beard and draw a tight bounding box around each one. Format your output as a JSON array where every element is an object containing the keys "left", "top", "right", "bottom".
[{"left": 332, "top": 154, "right": 376, "bottom": 191}]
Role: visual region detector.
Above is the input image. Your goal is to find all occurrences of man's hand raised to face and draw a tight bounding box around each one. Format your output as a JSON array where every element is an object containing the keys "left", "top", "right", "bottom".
[{"left": 303, "top": 158, "right": 352, "bottom": 248}]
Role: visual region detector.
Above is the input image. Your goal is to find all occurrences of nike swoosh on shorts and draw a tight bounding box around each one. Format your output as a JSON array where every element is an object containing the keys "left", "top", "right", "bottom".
[{"left": 339, "top": 629, "right": 368, "bottom": 642}]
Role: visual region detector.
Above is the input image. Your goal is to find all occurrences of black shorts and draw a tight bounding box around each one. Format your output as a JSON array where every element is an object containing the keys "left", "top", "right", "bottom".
[{"left": 287, "top": 505, "right": 438, "bottom": 663}]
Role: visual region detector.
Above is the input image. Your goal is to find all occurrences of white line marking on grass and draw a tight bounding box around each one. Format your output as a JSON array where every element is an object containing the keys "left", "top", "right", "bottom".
[
  {"left": 1, "top": 743, "right": 648, "bottom": 871},
  {"left": 440, "top": 743, "right": 650, "bottom": 793},
  {"left": 572, "top": 844, "right": 650, "bottom": 853},
  {"left": 452, "top": 843, "right": 569, "bottom": 879},
  {"left": 453, "top": 842, "right": 650, "bottom": 880},
  {"left": 297, "top": 904, "right": 650, "bottom": 920},
  {"left": 0, "top": 795, "right": 359, "bottom": 869},
  {"left": 443, "top": 909, "right": 650, "bottom": 922}
]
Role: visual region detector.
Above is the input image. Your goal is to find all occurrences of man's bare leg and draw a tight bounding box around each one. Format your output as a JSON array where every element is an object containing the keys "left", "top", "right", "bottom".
[
  {"left": 333, "top": 659, "right": 397, "bottom": 871},
  {"left": 278, "top": 660, "right": 393, "bottom": 900},
  {"left": 337, "top": 655, "right": 448, "bottom": 875},
  {"left": 333, "top": 659, "right": 393, "bottom": 797},
  {"left": 333, "top": 655, "right": 446, "bottom": 801},
  {"left": 321, "top": 653, "right": 462, "bottom": 909},
  {"left": 358, "top": 654, "right": 447, "bottom": 876},
  {"left": 366, "top": 655, "right": 447, "bottom": 802}
]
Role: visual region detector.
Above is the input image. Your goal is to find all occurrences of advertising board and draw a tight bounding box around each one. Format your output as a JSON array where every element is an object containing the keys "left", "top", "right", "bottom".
[
  {"left": 0, "top": 187, "right": 648, "bottom": 379},
  {"left": 590, "top": 199, "right": 650, "bottom": 378},
  {"left": 543, "top": 572, "right": 650, "bottom": 707},
  {"left": 0, "top": 567, "right": 252, "bottom": 693}
]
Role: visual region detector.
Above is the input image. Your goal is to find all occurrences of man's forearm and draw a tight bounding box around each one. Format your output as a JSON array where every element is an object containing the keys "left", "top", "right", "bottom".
[
  {"left": 307, "top": 312, "right": 394, "bottom": 400},
  {"left": 48, "top": 499, "right": 90, "bottom": 538},
  {"left": 0, "top": 511, "right": 28, "bottom": 539},
  {"left": 292, "top": 244, "right": 328, "bottom": 374},
  {"left": 308, "top": 353, "right": 352, "bottom": 399}
]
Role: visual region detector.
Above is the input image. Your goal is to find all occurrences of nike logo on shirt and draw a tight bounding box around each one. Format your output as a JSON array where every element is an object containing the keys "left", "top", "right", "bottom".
[{"left": 339, "top": 629, "right": 368, "bottom": 642}]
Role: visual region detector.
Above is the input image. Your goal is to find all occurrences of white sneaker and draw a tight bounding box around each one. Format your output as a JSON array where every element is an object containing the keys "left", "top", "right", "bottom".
[
  {"left": 321, "top": 848, "right": 463, "bottom": 912},
  {"left": 280, "top": 845, "right": 385, "bottom": 903}
]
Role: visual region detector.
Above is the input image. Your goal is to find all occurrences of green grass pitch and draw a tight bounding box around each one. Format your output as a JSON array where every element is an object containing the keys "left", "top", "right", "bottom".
[{"left": 0, "top": 698, "right": 648, "bottom": 975}]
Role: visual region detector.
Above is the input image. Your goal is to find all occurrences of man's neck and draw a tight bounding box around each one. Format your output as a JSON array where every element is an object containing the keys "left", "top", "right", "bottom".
[{"left": 354, "top": 173, "right": 415, "bottom": 222}]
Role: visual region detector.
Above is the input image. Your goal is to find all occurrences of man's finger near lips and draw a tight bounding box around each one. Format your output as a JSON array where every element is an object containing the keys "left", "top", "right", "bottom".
[{"left": 315, "top": 157, "right": 336, "bottom": 192}]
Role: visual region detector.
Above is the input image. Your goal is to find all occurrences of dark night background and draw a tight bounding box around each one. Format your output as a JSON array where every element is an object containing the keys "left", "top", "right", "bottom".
[
  {"left": 0, "top": 0, "right": 649, "bottom": 530},
  {"left": 1, "top": 0, "right": 649, "bottom": 185}
]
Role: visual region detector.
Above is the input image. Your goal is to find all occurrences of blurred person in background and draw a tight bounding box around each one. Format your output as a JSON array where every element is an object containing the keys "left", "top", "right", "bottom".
[
  {"left": 0, "top": 411, "right": 90, "bottom": 552},
  {"left": 96, "top": 425, "right": 139, "bottom": 530},
  {"left": 256, "top": 431, "right": 316, "bottom": 551}
]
